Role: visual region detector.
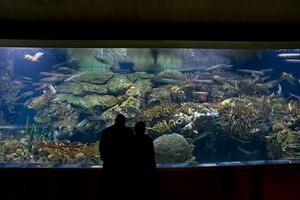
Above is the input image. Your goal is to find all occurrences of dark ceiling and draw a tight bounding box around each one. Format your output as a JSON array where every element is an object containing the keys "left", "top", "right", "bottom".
[
  {"left": 1, "top": 0, "right": 300, "bottom": 23},
  {"left": 0, "top": 0, "right": 300, "bottom": 40}
]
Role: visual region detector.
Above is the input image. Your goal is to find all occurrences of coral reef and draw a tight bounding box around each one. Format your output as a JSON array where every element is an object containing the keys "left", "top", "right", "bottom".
[
  {"left": 153, "top": 133, "right": 194, "bottom": 163},
  {"left": 34, "top": 141, "right": 100, "bottom": 164},
  {"left": 27, "top": 92, "right": 56, "bottom": 110}
]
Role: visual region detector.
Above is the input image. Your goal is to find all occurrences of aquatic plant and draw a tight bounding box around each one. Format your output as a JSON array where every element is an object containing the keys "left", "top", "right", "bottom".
[
  {"left": 218, "top": 96, "right": 265, "bottom": 139},
  {"left": 35, "top": 141, "right": 99, "bottom": 164},
  {"left": 139, "top": 103, "right": 178, "bottom": 125},
  {"left": 27, "top": 92, "right": 55, "bottom": 110},
  {"left": 151, "top": 120, "right": 173, "bottom": 136}
]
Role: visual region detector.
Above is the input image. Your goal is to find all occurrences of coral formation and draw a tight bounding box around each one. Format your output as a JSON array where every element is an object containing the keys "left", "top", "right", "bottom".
[{"left": 153, "top": 133, "right": 194, "bottom": 163}]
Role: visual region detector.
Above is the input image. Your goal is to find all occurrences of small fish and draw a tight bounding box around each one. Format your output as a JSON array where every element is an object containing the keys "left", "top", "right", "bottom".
[
  {"left": 40, "top": 72, "right": 66, "bottom": 77},
  {"left": 154, "top": 78, "right": 182, "bottom": 84},
  {"left": 34, "top": 83, "right": 48, "bottom": 91},
  {"left": 76, "top": 119, "right": 88, "bottom": 128},
  {"left": 0, "top": 125, "right": 27, "bottom": 130},
  {"left": 192, "top": 91, "right": 209, "bottom": 96},
  {"left": 237, "top": 146, "right": 253, "bottom": 155},
  {"left": 280, "top": 72, "right": 296, "bottom": 85},
  {"left": 64, "top": 72, "right": 85, "bottom": 82},
  {"left": 236, "top": 69, "right": 265, "bottom": 76},
  {"left": 194, "top": 132, "right": 210, "bottom": 140},
  {"left": 186, "top": 79, "right": 214, "bottom": 84},
  {"left": 285, "top": 59, "right": 300, "bottom": 63},
  {"left": 24, "top": 52, "right": 44, "bottom": 62},
  {"left": 277, "top": 84, "right": 282, "bottom": 96},
  {"left": 289, "top": 92, "right": 300, "bottom": 100},
  {"left": 47, "top": 84, "right": 57, "bottom": 94},
  {"left": 205, "top": 64, "right": 233, "bottom": 72},
  {"left": 278, "top": 53, "right": 300, "bottom": 58},
  {"left": 52, "top": 58, "right": 78, "bottom": 69},
  {"left": 261, "top": 76, "right": 270, "bottom": 82},
  {"left": 19, "top": 76, "right": 32, "bottom": 81},
  {"left": 40, "top": 76, "right": 65, "bottom": 83},
  {"left": 56, "top": 67, "right": 76, "bottom": 73},
  {"left": 230, "top": 135, "right": 251, "bottom": 144},
  {"left": 13, "top": 80, "right": 25, "bottom": 87}
]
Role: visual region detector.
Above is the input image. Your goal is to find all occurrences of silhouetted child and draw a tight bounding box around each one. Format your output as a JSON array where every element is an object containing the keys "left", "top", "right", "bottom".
[{"left": 134, "top": 121, "right": 158, "bottom": 200}]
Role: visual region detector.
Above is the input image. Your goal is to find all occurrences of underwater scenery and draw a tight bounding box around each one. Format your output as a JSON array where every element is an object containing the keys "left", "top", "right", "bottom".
[{"left": 1, "top": 47, "right": 300, "bottom": 168}]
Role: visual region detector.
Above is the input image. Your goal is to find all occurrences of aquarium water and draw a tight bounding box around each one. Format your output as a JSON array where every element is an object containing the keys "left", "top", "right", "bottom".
[{"left": 0, "top": 47, "right": 300, "bottom": 168}]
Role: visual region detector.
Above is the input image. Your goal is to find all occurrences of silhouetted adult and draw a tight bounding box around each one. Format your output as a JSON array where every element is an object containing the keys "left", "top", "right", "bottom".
[
  {"left": 134, "top": 121, "right": 158, "bottom": 200},
  {"left": 99, "top": 114, "right": 135, "bottom": 199}
]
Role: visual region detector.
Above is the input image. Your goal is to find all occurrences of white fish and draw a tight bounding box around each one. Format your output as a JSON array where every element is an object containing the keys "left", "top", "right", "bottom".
[
  {"left": 289, "top": 92, "right": 300, "bottom": 100},
  {"left": 205, "top": 64, "right": 233, "bottom": 72},
  {"left": 24, "top": 52, "right": 44, "bottom": 62},
  {"left": 47, "top": 84, "right": 57, "bottom": 94},
  {"left": 278, "top": 53, "right": 300, "bottom": 58},
  {"left": 277, "top": 84, "right": 282, "bottom": 96},
  {"left": 64, "top": 72, "right": 85, "bottom": 82},
  {"left": 285, "top": 59, "right": 300, "bottom": 63}
]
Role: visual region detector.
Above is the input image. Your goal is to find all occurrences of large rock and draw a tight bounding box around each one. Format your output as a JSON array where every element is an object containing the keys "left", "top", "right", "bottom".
[
  {"left": 83, "top": 95, "right": 117, "bottom": 110},
  {"left": 58, "top": 82, "right": 108, "bottom": 96},
  {"left": 57, "top": 94, "right": 117, "bottom": 110},
  {"left": 154, "top": 133, "right": 194, "bottom": 163},
  {"left": 126, "top": 79, "right": 152, "bottom": 98},
  {"left": 107, "top": 75, "right": 132, "bottom": 95}
]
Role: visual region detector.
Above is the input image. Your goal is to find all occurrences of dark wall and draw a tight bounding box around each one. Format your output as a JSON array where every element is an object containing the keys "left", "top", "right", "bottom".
[
  {"left": 0, "top": 164, "right": 299, "bottom": 200},
  {"left": 1, "top": 22, "right": 300, "bottom": 41}
]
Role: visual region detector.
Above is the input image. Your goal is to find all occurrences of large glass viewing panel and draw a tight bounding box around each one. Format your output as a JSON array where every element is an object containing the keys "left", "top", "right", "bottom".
[{"left": 1, "top": 46, "right": 300, "bottom": 168}]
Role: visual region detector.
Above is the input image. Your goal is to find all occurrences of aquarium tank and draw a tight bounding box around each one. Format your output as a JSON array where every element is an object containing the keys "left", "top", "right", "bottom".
[{"left": 0, "top": 47, "right": 300, "bottom": 168}]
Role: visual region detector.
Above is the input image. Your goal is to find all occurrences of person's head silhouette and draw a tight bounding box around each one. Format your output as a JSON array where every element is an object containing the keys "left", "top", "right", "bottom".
[
  {"left": 135, "top": 121, "right": 146, "bottom": 136},
  {"left": 115, "top": 114, "right": 126, "bottom": 127}
]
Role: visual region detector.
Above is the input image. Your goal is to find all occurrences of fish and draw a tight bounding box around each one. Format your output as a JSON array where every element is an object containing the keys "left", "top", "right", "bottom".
[
  {"left": 40, "top": 72, "right": 67, "bottom": 77},
  {"left": 154, "top": 78, "right": 183, "bottom": 84},
  {"left": 15, "top": 91, "right": 34, "bottom": 100},
  {"left": 237, "top": 146, "right": 254, "bottom": 155},
  {"left": 230, "top": 135, "right": 251, "bottom": 144},
  {"left": 56, "top": 67, "right": 76, "bottom": 73},
  {"left": 277, "top": 53, "right": 300, "bottom": 58},
  {"left": 76, "top": 119, "right": 88, "bottom": 128},
  {"left": 18, "top": 76, "right": 32, "bottom": 81},
  {"left": 47, "top": 84, "right": 57, "bottom": 94},
  {"left": 52, "top": 58, "right": 78, "bottom": 69},
  {"left": 40, "top": 76, "right": 65, "bottom": 83},
  {"left": 34, "top": 83, "right": 48, "bottom": 91},
  {"left": 289, "top": 92, "right": 300, "bottom": 100},
  {"left": 277, "top": 84, "right": 282, "bottom": 96},
  {"left": 205, "top": 64, "right": 233, "bottom": 72},
  {"left": 237, "top": 69, "right": 265, "bottom": 76},
  {"left": 280, "top": 72, "right": 296, "bottom": 85},
  {"left": 285, "top": 59, "right": 300, "bottom": 63},
  {"left": 192, "top": 91, "right": 209, "bottom": 96},
  {"left": 13, "top": 80, "right": 25, "bottom": 87},
  {"left": 24, "top": 52, "right": 44, "bottom": 62},
  {"left": 186, "top": 79, "right": 214, "bottom": 84},
  {"left": 64, "top": 72, "right": 85, "bottom": 82},
  {"left": 194, "top": 132, "right": 210, "bottom": 140},
  {"left": 0, "top": 125, "right": 27, "bottom": 129}
]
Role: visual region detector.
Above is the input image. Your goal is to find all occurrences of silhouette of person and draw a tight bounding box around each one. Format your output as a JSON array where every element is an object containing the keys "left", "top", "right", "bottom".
[
  {"left": 134, "top": 121, "right": 158, "bottom": 200},
  {"left": 99, "top": 114, "right": 135, "bottom": 199}
]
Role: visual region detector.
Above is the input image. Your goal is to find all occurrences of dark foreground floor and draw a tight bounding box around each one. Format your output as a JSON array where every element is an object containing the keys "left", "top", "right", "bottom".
[{"left": 0, "top": 163, "right": 300, "bottom": 200}]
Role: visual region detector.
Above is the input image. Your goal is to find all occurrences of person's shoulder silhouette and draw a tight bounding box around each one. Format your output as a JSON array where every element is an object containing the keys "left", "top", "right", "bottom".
[{"left": 134, "top": 121, "right": 156, "bottom": 171}]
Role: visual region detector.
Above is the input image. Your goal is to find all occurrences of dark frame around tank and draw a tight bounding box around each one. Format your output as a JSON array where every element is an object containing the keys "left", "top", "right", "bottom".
[{"left": 1, "top": 40, "right": 300, "bottom": 48}]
